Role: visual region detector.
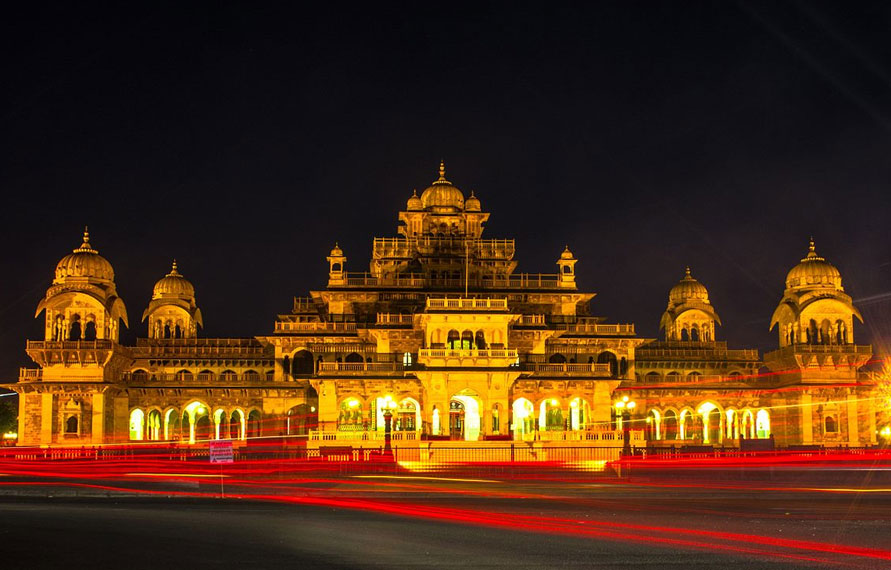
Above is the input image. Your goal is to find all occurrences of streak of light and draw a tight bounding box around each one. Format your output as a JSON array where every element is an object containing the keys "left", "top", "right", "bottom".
[{"left": 353, "top": 475, "right": 500, "bottom": 483}]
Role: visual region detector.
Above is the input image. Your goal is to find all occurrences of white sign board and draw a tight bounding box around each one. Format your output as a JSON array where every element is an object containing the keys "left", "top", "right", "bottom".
[{"left": 209, "top": 440, "right": 234, "bottom": 464}]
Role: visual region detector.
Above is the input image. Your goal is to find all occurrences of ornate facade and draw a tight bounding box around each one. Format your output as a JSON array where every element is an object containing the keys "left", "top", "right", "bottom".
[{"left": 5, "top": 165, "right": 881, "bottom": 448}]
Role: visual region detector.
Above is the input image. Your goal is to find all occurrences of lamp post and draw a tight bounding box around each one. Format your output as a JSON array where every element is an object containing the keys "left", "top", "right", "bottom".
[
  {"left": 382, "top": 396, "right": 396, "bottom": 458},
  {"left": 614, "top": 395, "right": 636, "bottom": 457}
]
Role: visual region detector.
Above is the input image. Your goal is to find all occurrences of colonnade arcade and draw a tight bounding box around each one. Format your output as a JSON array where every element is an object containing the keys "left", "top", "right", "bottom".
[
  {"left": 644, "top": 403, "right": 772, "bottom": 444},
  {"left": 128, "top": 402, "right": 263, "bottom": 444},
  {"left": 333, "top": 393, "right": 600, "bottom": 441}
]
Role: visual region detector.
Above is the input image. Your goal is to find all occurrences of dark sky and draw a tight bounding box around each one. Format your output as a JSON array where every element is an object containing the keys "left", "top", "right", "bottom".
[{"left": 2, "top": 1, "right": 891, "bottom": 381}]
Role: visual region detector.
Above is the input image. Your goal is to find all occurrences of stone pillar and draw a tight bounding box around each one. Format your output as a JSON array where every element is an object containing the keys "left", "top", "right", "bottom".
[
  {"left": 846, "top": 393, "right": 859, "bottom": 446},
  {"left": 315, "top": 380, "right": 339, "bottom": 432},
  {"left": 40, "top": 393, "right": 54, "bottom": 444},
  {"left": 91, "top": 393, "right": 105, "bottom": 444},
  {"left": 800, "top": 393, "right": 813, "bottom": 444}
]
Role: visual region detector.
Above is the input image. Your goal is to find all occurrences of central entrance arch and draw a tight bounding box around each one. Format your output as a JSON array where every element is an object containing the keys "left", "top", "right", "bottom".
[{"left": 449, "top": 391, "right": 481, "bottom": 441}]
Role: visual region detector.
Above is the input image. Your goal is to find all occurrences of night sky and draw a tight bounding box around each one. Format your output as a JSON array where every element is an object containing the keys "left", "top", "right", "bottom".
[{"left": 2, "top": 2, "right": 891, "bottom": 382}]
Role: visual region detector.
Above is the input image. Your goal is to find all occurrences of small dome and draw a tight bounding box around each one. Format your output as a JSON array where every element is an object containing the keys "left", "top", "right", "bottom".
[
  {"left": 152, "top": 261, "right": 195, "bottom": 299},
  {"left": 407, "top": 189, "right": 423, "bottom": 210},
  {"left": 330, "top": 242, "right": 344, "bottom": 257},
  {"left": 420, "top": 161, "right": 464, "bottom": 209},
  {"left": 560, "top": 245, "right": 575, "bottom": 260},
  {"left": 669, "top": 267, "right": 709, "bottom": 305},
  {"left": 785, "top": 239, "right": 842, "bottom": 290},
  {"left": 465, "top": 191, "right": 481, "bottom": 211},
  {"left": 54, "top": 228, "right": 115, "bottom": 283}
]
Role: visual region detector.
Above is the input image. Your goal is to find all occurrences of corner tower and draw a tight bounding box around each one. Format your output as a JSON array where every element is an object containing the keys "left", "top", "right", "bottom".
[
  {"left": 35, "top": 228, "right": 129, "bottom": 343},
  {"left": 18, "top": 228, "right": 133, "bottom": 445},
  {"left": 769, "top": 239, "right": 861, "bottom": 348}
]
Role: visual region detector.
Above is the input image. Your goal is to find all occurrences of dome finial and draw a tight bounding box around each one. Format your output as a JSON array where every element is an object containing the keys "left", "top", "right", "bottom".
[
  {"left": 438, "top": 160, "right": 446, "bottom": 181},
  {"left": 73, "top": 225, "right": 98, "bottom": 254},
  {"left": 809, "top": 236, "right": 815, "bottom": 252},
  {"left": 685, "top": 266, "right": 692, "bottom": 278},
  {"left": 169, "top": 259, "right": 179, "bottom": 275}
]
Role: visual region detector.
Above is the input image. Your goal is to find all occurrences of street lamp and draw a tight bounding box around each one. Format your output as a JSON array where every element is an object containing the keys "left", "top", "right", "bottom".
[
  {"left": 381, "top": 395, "right": 396, "bottom": 458},
  {"left": 614, "top": 395, "right": 636, "bottom": 456}
]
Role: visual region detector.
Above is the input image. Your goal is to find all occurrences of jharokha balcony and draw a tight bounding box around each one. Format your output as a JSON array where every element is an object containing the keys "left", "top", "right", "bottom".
[
  {"left": 317, "top": 361, "right": 405, "bottom": 375},
  {"left": 524, "top": 362, "right": 613, "bottom": 377},
  {"left": 425, "top": 297, "right": 509, "bottom": 311},
  {"left": 338, "top": 272, "right": 567, "bottom": 290},
  {"left": 417, "top": 347, "right": 519, "bottom": 367}
]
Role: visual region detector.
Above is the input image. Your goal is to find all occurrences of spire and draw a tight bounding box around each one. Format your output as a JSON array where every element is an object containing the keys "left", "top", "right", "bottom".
[
  {"left": 685, "top": 266, "right": 692, "bottom": 279},
  {"left": 802, "top": 236, "right": 824, "bottom": 261},
  {"left": 167, "top": 259, "right": 180, "bottom": 276},
  {"left": 438, "top": 160, "right": 446, "bottom": 181},
  {"left": 73, "top": 226, "right": 98, "bottom": 254}
]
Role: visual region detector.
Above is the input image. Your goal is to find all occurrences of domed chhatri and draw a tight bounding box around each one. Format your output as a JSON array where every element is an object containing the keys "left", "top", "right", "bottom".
[
  {"left": 54, "top": 227, "right": 115, "bottom": 283},
  {"left": 152, "top": 260, "right": 195, "bottom": 299},
  {"left": 406, "top": 189, "right": 423, "bottom": 211},
  {"left": 143, "top": 259, "right": 202, "bottom": 339},
  {"left": 784, "top": 238, "right": 842, "bottom": 290},
  {"left": 661, "top": 267, "right": 721, "bottom": 342},
  {"left": 668, "top": 266, "right": 709, "bottom": 305},
  {"left": 464, "top": 190, "right": 481, "bottom": 212},
  {"left": 420, "top": 161, "right": 465, "bottom": 210}
]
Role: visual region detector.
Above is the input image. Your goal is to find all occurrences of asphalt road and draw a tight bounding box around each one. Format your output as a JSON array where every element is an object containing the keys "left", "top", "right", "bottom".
[{"left": 1, "top": 478, "right": 890, "bottom": 569}]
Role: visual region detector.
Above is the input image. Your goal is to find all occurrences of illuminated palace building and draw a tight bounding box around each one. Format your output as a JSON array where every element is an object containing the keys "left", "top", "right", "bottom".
[{"left": 6, "top": 163, "right": 881, "bottom": 449}]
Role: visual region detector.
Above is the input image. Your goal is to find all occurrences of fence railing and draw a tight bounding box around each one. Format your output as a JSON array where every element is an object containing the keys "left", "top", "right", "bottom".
[
  {"left": 426, "top": 297, "right": 509, "bottom": 311},
  {"left": 526, "top": 362, "right": 612, "bottom": 376},
  {"left": 418, "top": 348, "right": 519, "bottom": 360},
  {"left": 317, "top": 362, "right": 404, "bottom": 374}
]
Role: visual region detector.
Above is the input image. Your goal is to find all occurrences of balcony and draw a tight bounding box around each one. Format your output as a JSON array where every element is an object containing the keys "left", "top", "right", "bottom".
[
  {"left": 274, "top": 321, "right": 358, "bottom": 333},
  {"left": 372, "top": 237, "right": 516, "bottom": 260},
  {"left": 418, "top": 347, "right": 518, "bottom": 367},
  {"left": 26, "top": 340, "right": 114, "bottom": 350},
  {"left": 553, "top": 321, "right": 636, "bottom": 335},
  {"left": 375, "top": 313, "right": 415, "bottom": 326},
  {"left": 763, "top": 343, "right": 872, "bottom": 361},
  {"left": 18, "top": 368, "right": 41, "bottom": 382},
  {"left": 525, "top": 362, "right": 612, "bottom": 376},
  {"left": 317, "top": 362, "right": 405, "bottom": 375},
  {"left": 425, "top": 297, "right": 508, "bottom": 311},
  {"left": 337, "top": 272, "right": 565, "bottom": 290},
  {"left": 133, "top": 338, "right": 269, "bottom": 357}
]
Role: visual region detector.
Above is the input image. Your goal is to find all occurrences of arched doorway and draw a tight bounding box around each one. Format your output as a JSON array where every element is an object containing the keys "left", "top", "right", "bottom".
[
  {"left": 663, "top": 410, "right": 678, "bottom": 440},
  {"left": 247, "top": 410, "right": 262, "bottom": 438},
  {"left": 569, "top": 398, "right": 590, "bottom": 431},
  {"left": 146, "top": 409, "right": 162, "bottom": 441},
  {"left": 539, "top": 399, "right": 564, "bottom": 431},
  {"left": 597, "top": 351, "right": 619, "bottom": 377},
  {"left": 450, "top": 392, "right": 481, "bottom": 441},
  {"left": 512, "top": 398, "right": 535, "bottom": 440},
  {"left": 756, "top": 409, "right": 770, "bottom": 439},
  {"left": 230, "top": 409, "right": 245, "bottom": 440},
  {"left": 396, "top": 398, "right": 420, "bottom": 432},
  {"left": 291, "top": 350, "right": 314, "bottom": 375},
  {"left": 195, "top": 414, "right": 212, "bottom": 442},
  {"left": 129, "top": 409, "right": 144, "bottom": 441},
  {"left": 646, "top": 409, "right": 661, "bottom": 441},
  {"left": 286, "top": 403, "right": 317, "bottom": 436}
]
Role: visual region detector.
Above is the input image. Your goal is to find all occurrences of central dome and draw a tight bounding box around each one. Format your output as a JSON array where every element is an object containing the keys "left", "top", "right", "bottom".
[
  {"left": 420, "top": 161, "right": 464, "bottom": 209},
  {"left": 152, "top": 261, "right": 195, "bottom": 299},
  {"left": 54, "top": 228, "right": 115, "bottom": 283},
  {"left": 785, "top": 239, "right": 842, "bottom": 290},
  {"left": 669, "top": 267, "right": 709, "bottom": 305}
]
